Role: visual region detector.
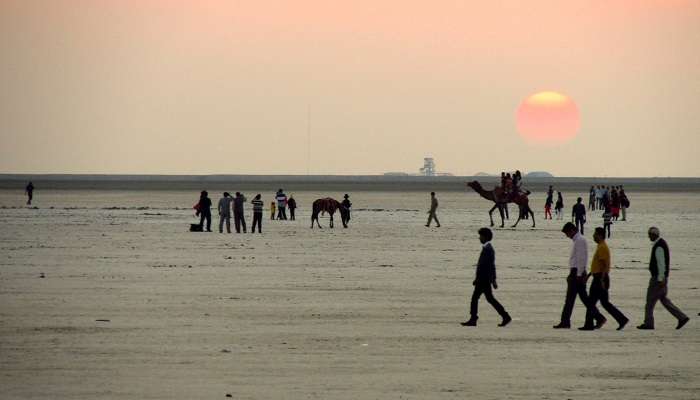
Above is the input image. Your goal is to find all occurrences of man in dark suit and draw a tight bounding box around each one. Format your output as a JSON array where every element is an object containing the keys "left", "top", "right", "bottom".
[{"left": 461, "top": 228, "right": 512, "bottom": 327}]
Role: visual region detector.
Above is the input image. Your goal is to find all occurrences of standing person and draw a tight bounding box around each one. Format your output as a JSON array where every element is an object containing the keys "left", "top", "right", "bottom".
[
  {"left": 195, "top": 191, "right": 212, "bottom": 232},
  {"left": 276, "top": 189, "right": 288, "bottom": 220},
  {"left": 217, "top": 192, "right": 233, "bottom": 233},
  {"left": 555, "top": 191, "right": 564, "bottom": 220},
  {"left": 554, "top": 222, "right": 605, "bottom": 329},
  {"left": 588, "top": 186, "right": 596, "bottom": 211},
  {"left": 233, "top": 192, "right": 247, "bottom": 233},
  {"left": 425, "top": 192, "right": 441, "bottom": 227},
  {"left": 619, "top": 188, "right": 629, "bottom": 221},
  {"left": 638, "top": 227, "right": 690, "bottom": 330},
  {"left": 461, "top": 228, "right": 511, "bottom": 327},
  {"left": 610, "top": 187, "right": 620, "bottom": 221},
  {"left": 287, "top": 196, "right": 297, "bottom": 221},
  {"left": 581, "top": 227, "right": 629, "bottom": 330},
  {"left": 544, "top": 186, "right": 554, "bottom": 220},
  {"left": 270, "top": 201, "right": 276, "bottom": 220},
  {"left": 341, "top": 194, "right": 352, "bottom": 228},
  {"left": 602, "top": 206, "right": 613, "bottom": 238},
  {"left": 571, "top": 197, "right": 586, "bottom": 234},
  {"left": 595, "top": 185, "right": 603, "bottom": 210},
  {"left": 25, "top": 182, "right": 35, "bottom": 205},
  {"left": 251, "top": 194, "right": 264, "bottom": 233}
]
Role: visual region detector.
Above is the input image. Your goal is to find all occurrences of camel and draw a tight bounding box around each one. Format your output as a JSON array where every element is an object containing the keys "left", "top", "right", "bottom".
[
  {"left": 467, "top": 181, "right": 535, "bottom": 228},
  {"left": 310, "top": 198, "right": 349, "bottom": 229}
]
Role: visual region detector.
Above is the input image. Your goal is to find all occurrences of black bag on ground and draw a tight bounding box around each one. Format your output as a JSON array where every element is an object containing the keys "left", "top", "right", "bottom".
[{"left": 190, "top": 223, "right": 203, "bottom": 232}]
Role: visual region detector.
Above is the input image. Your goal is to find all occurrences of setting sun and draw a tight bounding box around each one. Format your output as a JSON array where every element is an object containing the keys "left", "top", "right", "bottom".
[{"left": 516, "top": 91, "right": 580, "bottom": 146}]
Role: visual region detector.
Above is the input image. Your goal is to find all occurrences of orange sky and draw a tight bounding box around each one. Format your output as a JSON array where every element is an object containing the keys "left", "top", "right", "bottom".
[{"left": 1, "top": 1, "right": 699, "bottom": 176}]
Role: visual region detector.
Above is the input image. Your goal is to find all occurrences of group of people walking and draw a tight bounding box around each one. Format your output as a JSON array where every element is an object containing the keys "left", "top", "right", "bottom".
[{"left": 462, "top": 224, "right": 690, "bottom": 331}]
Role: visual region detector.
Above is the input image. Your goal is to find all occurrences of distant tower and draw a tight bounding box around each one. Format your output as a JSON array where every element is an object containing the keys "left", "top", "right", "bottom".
[{"left": 420, "top": 157, "right": 436, "bottom": 176}]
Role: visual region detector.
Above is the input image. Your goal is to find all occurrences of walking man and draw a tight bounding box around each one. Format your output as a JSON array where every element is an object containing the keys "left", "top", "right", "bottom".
[
  {"left": 554, "top": 222, "right": 605, "bottom": 329},
  {"left": 233, "top": 192, "right": 247, "bottom": 233},
  {"left": 425, "top": 192, "right": 441, "bottom": 227},
  {"left": 287, "top": 195, "right": 297, "bottom": 221},
  {"left": 25, "top": 182, "right": 34, "bottom": 205},
  {"left": 217, "top": 192, "right": 233, "bottom": 233},
  {"left": 581, "top": 227, "right": 628, "bottom": 330},
  {"left": 637, "top": 227, "right": 690, "bottom": 330},
  {"left": 461, "top": 228, "right": 511, "bottom": 327},
  {"left": 251, "top": 194, "right": 264, "bottom": 233},
  {"left": 572, "top": 197, "right": 586, "bottom": 234}
]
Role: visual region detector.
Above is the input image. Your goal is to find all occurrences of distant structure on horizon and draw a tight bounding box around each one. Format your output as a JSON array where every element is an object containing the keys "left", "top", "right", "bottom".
[
  {"left": 384, "top": 157, "right": 453, "bottom": 177},
  {"left": 525, "top": 171, "right": 555, "bottom": 178}
]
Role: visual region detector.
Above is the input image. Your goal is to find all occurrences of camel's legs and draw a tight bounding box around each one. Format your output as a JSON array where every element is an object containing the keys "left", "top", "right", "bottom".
[
  {"left": 529, "top": 207, "right": 536, "bottom": 227},
  {"left": 488, "top": 204, "right": 497, "bottom": 227}
]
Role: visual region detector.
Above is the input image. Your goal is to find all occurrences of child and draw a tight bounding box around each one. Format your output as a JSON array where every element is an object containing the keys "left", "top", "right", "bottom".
[{"left": 270, "top": 201, "right": 276, "bottom": 220}]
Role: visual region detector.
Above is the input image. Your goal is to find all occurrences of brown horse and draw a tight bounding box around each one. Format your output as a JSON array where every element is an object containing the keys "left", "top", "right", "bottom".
[
  {"left": 467, "top": 181, "right": 535, "bottom": 228},
  {"left": 311, "top": 198, "right": 349, "bottom": 229}
]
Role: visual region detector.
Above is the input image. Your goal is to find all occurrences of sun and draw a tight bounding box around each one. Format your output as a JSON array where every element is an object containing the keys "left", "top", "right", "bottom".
[{"left": 516, "top": 91, "right": 580, "bottom": 145}]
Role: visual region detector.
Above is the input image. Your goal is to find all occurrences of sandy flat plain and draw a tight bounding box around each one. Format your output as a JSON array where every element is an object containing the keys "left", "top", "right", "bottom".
[{"left": 1, "top": 188, "right": 699, "bottom": 399}]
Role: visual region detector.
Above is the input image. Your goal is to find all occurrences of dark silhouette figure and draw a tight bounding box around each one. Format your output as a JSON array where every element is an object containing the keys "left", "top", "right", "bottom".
[
  {"left": 341, "top": 194, "right": 352, "bottom": 228},
  {"left": 461, "top": 228, "right": 511, "bottom": 327},
  {"left": 572, "top": 197, "right": 586, "bottom": 234},
  {"left": 25, "top": 182, "right": 34, "bottom": 205},
  {"left": 233, "top": 192, "right": 247, "bottom": 233},
  {"left": 554, "top": 222, "right": 605, "bottom": 329},
  {"left": 425, "top": 192, "right": 440, "bottom": 227},
  {"left": 581, "top": 227, "right": 629, "bottom": 330},
  {"left": 195, "top": 191, "right": 212, "bottom": 232},
  {"left": 287, "top": 196, "right": 297, "bottom": 220},
  {"left": 251, "top": 194, "right": 264, "bottom": 233}
]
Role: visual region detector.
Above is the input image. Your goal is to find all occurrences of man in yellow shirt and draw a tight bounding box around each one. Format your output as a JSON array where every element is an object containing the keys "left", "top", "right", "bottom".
[{"left": 581, "top": 227, "right": 629, "bottom": 330}]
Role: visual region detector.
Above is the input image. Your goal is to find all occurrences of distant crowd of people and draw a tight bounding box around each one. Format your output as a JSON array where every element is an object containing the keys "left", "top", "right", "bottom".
[{"left": 543, "top": 184, "right": 631, "bottom": 238}]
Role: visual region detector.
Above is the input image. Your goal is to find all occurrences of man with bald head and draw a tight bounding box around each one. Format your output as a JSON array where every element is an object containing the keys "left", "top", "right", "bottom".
[{"left": 637, "top": 227, "right": 690, "bottom": 330}]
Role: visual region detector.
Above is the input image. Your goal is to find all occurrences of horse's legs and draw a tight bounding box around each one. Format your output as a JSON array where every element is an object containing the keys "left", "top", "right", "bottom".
[{"left": 329, "top": 213, "right": 334, "bottom": 229}]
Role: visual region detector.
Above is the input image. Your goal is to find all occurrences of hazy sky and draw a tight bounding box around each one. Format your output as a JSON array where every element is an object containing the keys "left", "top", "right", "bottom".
[{"left": 1, "top": 1, "right": 699, "bottom": 176}]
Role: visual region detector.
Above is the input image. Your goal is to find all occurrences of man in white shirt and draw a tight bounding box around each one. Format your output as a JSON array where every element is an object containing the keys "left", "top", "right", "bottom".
[
  {"left": 217, "top": 192, "right": 233, "bottom": 233},
  {"left": 637, "top": 227, "right": 690, "bottom": 330},
  {"left": 554, "top": 222, "right": 605, "bottom": 329}
]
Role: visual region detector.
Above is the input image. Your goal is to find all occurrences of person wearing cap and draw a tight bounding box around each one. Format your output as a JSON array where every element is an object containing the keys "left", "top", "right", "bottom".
[
  {"left": 554, "top": 222, "right": 605, "bottom": 329},
  {"left": 581, "top": 227, "right": 628, "bottom": 330},
  {"left": 425, "top": 192, "right": 440, "bottom": 228},
  {"left": 461, "top": 228, "right": 511, "bottom": 327},
  {"left": 217, "top": 192, "right": 233, "bottom": 233},
  {"left": 340, "top": 194, "right": 352, "bottom": 228},
  {"left": 637, "top": 227, "right": 690, "bottom": 330}
]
